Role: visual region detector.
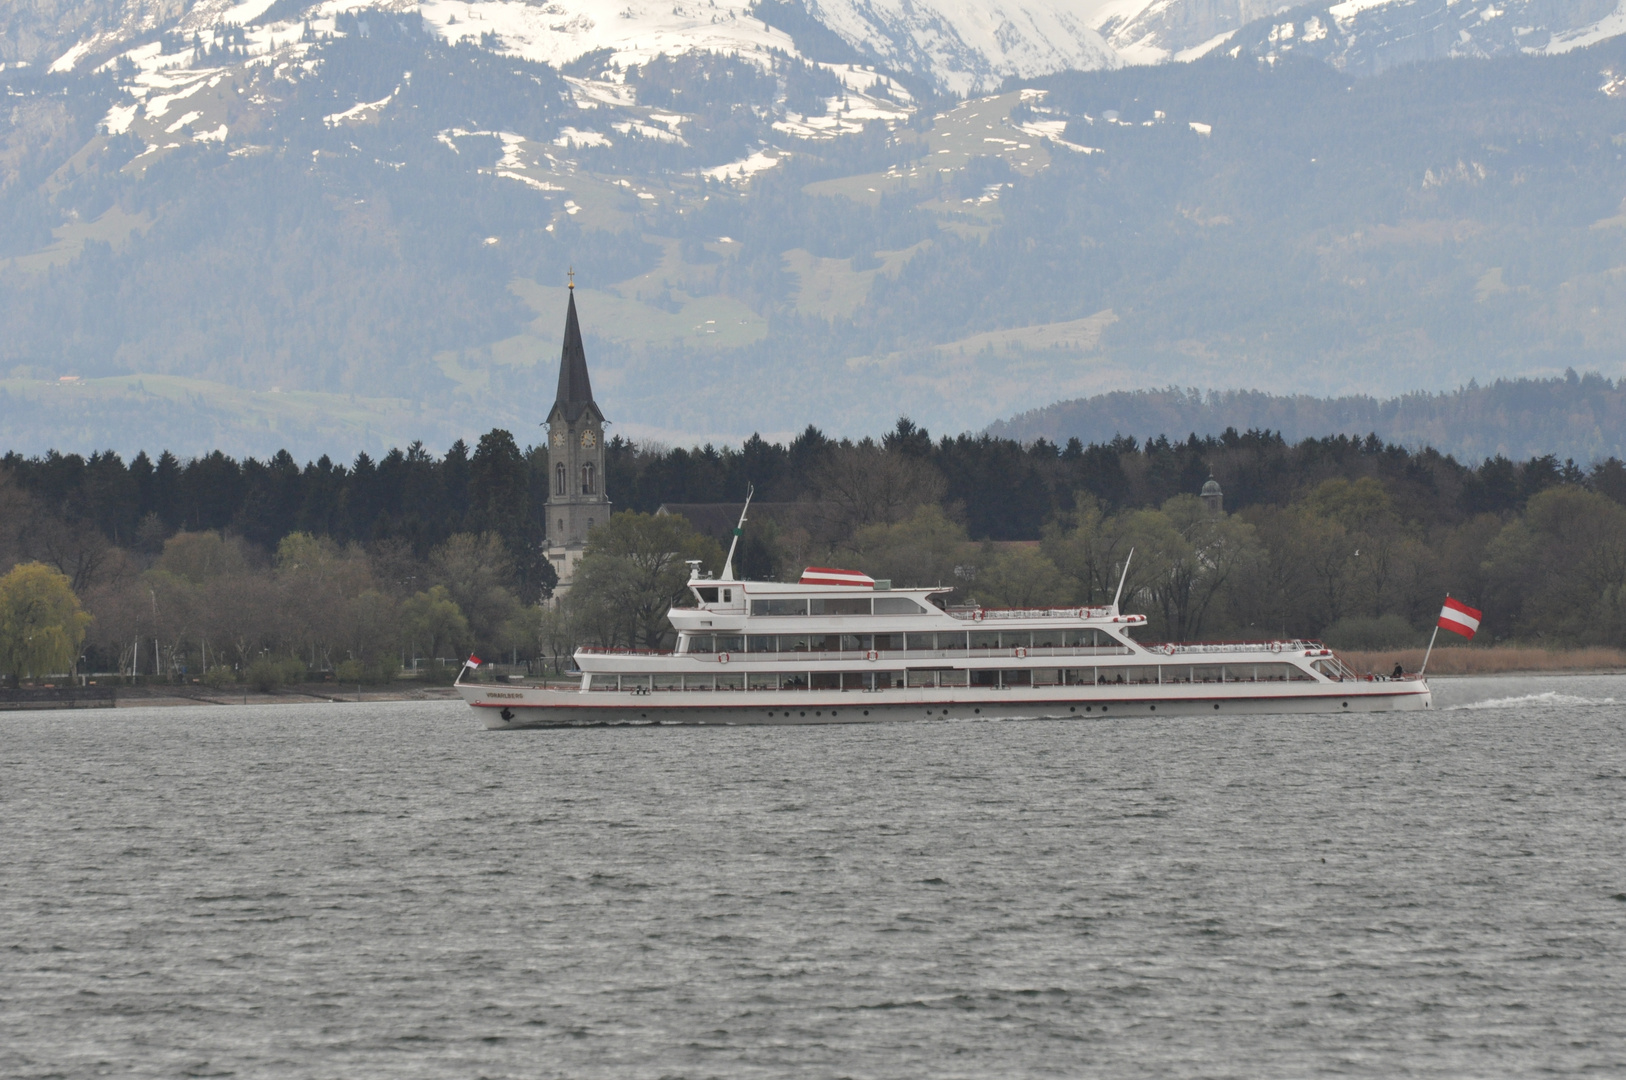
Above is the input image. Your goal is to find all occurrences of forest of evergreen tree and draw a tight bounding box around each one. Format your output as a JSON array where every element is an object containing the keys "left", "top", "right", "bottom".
[
  {"left": 3, "top": 419, "right": 1625, "bottom": 682},
  {"left": 9, "top": 421, "right": 1619, "bottom": 551}
]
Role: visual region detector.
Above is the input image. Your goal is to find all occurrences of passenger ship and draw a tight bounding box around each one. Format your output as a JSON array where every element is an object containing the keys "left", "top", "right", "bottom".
[{"left": 457, "top": 517, "right": 1430, "bottom": 729}]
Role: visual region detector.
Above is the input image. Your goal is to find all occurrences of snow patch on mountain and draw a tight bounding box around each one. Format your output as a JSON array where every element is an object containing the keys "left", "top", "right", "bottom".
[
  {"left": 1229, "top": 0, "right": 1626, "bottom": 75},
  {"left": 325, "top": 92, "right": 396, "bottom": 127},
  {"left": 704, "top": 148, "right": 784, "bottom": 180},
  {"left": 42, "top": 0, "right": 1626, "bottom": 126},
  {"left": 806, "top": 0, "right": 1124, "bottom": 94},
  {"left": 420, "top": 0, "right": 794, "bottom": 71},
  {"left": 1542, "top": 0, "right": 1626, "bottom": 54}
]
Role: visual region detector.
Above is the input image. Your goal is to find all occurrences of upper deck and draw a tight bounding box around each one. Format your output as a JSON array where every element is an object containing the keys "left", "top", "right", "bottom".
[{"left": 672, "top": 570, "right": 1148, "bottom": 645}]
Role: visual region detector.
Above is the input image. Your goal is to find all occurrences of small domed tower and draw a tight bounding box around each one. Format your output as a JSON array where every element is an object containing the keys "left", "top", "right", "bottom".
[{"left": 1200, "top": 475, "right": 1223, "bottom": 516}]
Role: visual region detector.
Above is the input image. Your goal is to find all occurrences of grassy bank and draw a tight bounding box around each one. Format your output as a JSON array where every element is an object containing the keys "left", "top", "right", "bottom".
[{"left": 1341, "top": 646, "right": 1626, "bottom": 676}]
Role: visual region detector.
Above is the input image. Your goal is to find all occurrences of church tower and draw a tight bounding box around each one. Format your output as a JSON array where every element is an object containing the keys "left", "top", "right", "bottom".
[{"left": 543, "top": 277, "right": 609, "bottom": 594}]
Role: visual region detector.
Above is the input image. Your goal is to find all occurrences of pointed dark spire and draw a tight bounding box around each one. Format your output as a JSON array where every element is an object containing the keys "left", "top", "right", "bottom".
[{"left": 552, "top": 284, "right": 597, "bottom": 424}]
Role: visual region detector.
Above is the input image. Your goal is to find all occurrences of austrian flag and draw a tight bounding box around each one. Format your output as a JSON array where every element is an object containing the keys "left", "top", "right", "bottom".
[{"left": 1437, "top": 597, "right": 1483, "bottom": 640}]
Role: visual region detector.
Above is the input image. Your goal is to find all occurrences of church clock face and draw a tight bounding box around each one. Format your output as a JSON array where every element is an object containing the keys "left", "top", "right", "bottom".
[
  {"left": 549, "top": 427, "right": 565, "bottom": 448},
  {"left": 580, "top": 429, "right": 598, "bottom": 449}
]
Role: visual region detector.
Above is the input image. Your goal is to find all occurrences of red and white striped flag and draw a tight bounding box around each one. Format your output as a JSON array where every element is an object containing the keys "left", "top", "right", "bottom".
[
  {"left": 1437, "top": 597, "right": 1482, "bottom": 640},
  {"left": 466, "top": 654, "right": 484, "bottom": 668}
]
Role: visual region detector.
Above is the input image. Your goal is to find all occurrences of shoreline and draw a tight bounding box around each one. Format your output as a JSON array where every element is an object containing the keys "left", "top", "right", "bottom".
[
  {"left": 1341, "top": 645, "right": 1626, "bottom": 677},
  {"left": 1421, "top": 669, "right": 1626, "bottom": 679},
  {"left": 6, "top": 659, "right": 1622, "bottom": 712},
  {"left": 110, "top": 685, "right": 468, "bottom": 708}
]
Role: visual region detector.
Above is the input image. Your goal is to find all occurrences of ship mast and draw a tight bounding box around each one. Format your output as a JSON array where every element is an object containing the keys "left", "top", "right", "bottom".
[
  {"left": 1111, "top": 547, "right": 1135, "bottom": 616},
  {"left": 720, "top": 484, "right": 754, "bottom": 581}
]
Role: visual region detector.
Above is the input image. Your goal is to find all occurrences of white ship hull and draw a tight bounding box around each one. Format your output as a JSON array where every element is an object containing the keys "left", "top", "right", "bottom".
[
  {"left": 461, "top": 555, "right": 1433, "bottom": 730},
  {"left": 459, "top": 679, "right": 1431, "bottom": 729}
]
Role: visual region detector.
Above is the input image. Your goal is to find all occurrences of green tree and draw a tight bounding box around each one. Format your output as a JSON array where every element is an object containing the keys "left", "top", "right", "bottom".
[
  {"left": 1144, "top": 495, "right": 1261, "bottom": 641},
  {"left": 468, "top": 428, "right": 529, "bottom": 544},
  {"left": 813, "top": 442, "right": 947, "bottom": 544},
  {"left": 401, "top": 585, "right": 472, "bottom": 663},
  {"left": 0, "top": 562, "right": 94, "bottom": 680},
  {"left": 429, "top": 533, "right": 523, "bottom": 653},
  {"left": 1042, "top": 496, "right": 1137, "bottom": 606},
  {"left": 849, "top": 503, "right": 973, "bottom": 588},
  {"left": 275, "top": 531, "right": 376, "bottom": 672},
  {"left": 155, "top": 530, "right": 254, "bottom": 584},
  {"left": 972, "top": 545, "right": 1068, "bottom": 608},
  {"left": 567, "top": 511, "right": 723, "bottom": 649},
  {"left": 1483, "top": 486, "right": 1626, "bottom": 644}
]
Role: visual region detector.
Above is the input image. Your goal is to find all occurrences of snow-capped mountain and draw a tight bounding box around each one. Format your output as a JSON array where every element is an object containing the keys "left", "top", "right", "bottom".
[
  {"left": 23, "top": 0, "right": 1626, "bottom": 92},
  {"left": 8, "top": 0, "right": 1275, "bottom": 90},
  {"left": 8, "top": 0, "right": 1626, "bottom": 455},
  {"left": 1222, "top": 0, "right": 1626, "bottom": 76},
  {"left": 798, "top": 0, "right": 1125, "bottom": 95}
]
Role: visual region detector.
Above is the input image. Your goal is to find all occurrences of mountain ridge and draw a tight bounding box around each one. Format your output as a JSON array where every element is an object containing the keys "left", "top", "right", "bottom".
[
  {"left": 6, "top": 3, "right": 1626, "bottom": 453},
  {"left": 986, "top": 375, "right": 1626, "bottom": 463}
]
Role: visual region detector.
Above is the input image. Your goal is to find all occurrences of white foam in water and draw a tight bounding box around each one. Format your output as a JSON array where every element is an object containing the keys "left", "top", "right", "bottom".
[{"left": 1450, "top": 691, "right": 1619, "bottom": 710}]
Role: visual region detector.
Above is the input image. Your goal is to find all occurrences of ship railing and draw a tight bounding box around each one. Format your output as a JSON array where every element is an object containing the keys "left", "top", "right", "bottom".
[
  {"left": 578, "top": 642, "right": 1333, "bottom": 661},
  {"left": 1138, "top": 639, "right": 1325, "bottom": 655},
  {"left": 581, "top": 645, "right": 1139, "bottom": 663},
  {"left": 947, "top": 606, "right": 1118, "bottom": 621},
  {"left": 577, "top": 646, "right": 678, "bottom": 656}
]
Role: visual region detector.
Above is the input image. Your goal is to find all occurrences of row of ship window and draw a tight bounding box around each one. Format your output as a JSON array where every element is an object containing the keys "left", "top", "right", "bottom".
[
  {"left": 588, "top": 663, "right": 1318, "bottom": 691},
  {"left": 682, "top": 628, "right": 1131, "bottom": 654},
  {"left": 748, "top": 597, "right": 928, "bottom": 616}
]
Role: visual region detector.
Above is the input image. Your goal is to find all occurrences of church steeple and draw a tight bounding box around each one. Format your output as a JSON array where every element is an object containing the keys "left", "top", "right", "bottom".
[
  {"left": 543, "top": 275, "right": 610, "bottom": 593},
  {"left": 553, "top": 282, "right": 596, "bottom": 424}
]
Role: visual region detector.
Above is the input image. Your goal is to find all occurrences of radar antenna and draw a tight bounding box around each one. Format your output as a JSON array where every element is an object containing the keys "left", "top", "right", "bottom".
[{"left": 720, "top": 484, "right": 754, "bottom": 581}]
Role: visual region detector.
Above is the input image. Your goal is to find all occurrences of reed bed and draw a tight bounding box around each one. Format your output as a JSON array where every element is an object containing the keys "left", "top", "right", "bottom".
[{"left": 1340, "top": 645, "right": 1626, "bottom": 676}]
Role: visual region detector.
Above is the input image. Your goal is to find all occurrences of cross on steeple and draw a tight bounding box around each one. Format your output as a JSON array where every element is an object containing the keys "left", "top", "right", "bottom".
[{"left": 568, "top": 266, "right": 574, "bottom": 290}]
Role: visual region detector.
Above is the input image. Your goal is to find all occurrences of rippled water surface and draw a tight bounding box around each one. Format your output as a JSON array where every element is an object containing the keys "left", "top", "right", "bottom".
[{"left": 4, "top": 675, "right": 1625, "bottom": 1078}]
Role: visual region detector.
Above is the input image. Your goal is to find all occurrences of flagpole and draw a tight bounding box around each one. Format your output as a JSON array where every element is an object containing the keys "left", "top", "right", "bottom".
[
  {"left": 1418, "top": 592, "right": 1447, "bottom": 678},
  {"left": 1418, "top": 624, "right": 1440, "bottom": 679}
]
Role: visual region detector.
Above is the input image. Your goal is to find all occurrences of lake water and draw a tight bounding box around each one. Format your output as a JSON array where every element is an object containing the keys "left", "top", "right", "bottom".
[{"left": 3, "top": 674, "right": 1623, "bottom": 1078}]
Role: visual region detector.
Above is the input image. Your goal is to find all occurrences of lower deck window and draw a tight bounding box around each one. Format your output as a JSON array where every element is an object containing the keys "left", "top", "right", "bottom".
[
  {"left": 747, "top": 672, "right": 807, "bottom": 690},
  {"left": 1229, "top": 663, "right": 1315, "bottom": 682},
  {"left": 603, "top": 661, "right": 1315, "bottom": 693}
]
